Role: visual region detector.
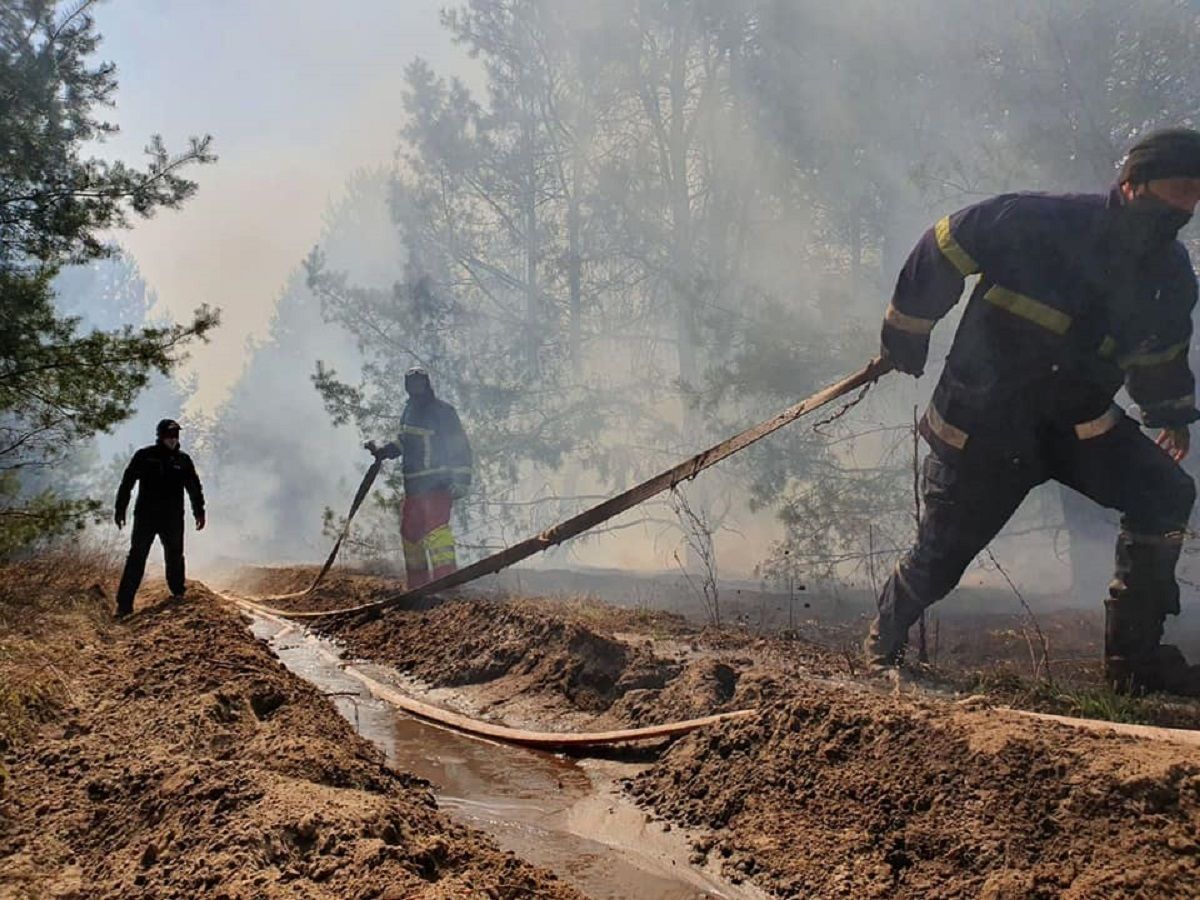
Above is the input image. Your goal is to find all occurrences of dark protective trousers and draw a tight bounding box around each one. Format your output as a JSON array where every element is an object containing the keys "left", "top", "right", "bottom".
[
  {"left": 877, "top": 416, "right": 1196, "bottom": 642},
  {"left": 115, "top": 517, "right": 186, "bottom": 614}
]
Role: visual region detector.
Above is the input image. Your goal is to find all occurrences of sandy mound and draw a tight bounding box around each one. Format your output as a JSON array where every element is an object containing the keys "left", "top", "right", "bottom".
[
  {"left": 328, "top": 598, "right": 683, "bottom": 714},
  {"left": 628, "top": 680, "right": 1200, "bottom": 898},
  {"left": 0, "top": 586, "right": 581, "bottom": 899}
]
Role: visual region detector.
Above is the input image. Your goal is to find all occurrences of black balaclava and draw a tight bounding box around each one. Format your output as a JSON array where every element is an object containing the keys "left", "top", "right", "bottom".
[
  {"left": 404, "top": 367, "right": 433, "bottom": 405},
  {"left": 156, "top": 418, "right": 181, "bottom": 448},
  {"left": 1117, "top": 128, "right": 1200, "bottom": 249}
]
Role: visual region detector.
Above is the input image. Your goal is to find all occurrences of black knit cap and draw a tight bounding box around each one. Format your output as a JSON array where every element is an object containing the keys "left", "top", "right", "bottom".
[
  {"left": 156, "top": 418, "right": 180, "bottom": 437},
  {"left": 1119, "top": 127, "right": 1200, "bottom": 185}
]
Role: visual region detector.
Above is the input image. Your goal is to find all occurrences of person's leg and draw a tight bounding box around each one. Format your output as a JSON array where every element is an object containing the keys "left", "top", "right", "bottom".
[
  {"left": 115, "top": 519, "right": 157, "bottom": 616},
  {"left": 1051, "top": 417, "right": 1197, "bottom": 693},
  {"left": 400, "top": 494, "right": 432, "bottom": 588},
  {"left": 867, "top": 453, "right": 1034, "bottom": 665},
  {"left": 159, "top": 519, "right": 186, "bottom": 597},
  {"left": 423, "top": 491, "right": 457, "bottom": 581}
]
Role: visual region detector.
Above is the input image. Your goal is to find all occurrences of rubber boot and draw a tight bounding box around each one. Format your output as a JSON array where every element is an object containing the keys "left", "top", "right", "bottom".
[
  {"left": 865, "top": 562, "right": 929, "bottom": 671},
  {"left": 1106, "top": 637, "right": 1200, "bottom": 696},
  {"left": 1103, "top": 594, "right": 1165, "bottom": 693},
  {"left": 863, "top": 615, "right": 907, "bottom": 670},
  {"left": 1103, "top": 531, "right": 1200, "bottom": 696}
]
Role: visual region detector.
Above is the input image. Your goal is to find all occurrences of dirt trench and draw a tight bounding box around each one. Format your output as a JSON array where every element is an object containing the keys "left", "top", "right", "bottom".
[
  {"left": 0, "top": 584, "right": 581, "bottom": 900},
  {"left": 257, "top": 568, "right": 1200, "bottom": 898}
]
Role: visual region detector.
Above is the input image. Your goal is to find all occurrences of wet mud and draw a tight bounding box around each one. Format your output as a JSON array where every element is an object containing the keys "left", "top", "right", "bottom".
[{"left": 252, "top": 614, "right": 768, "bottom": 900}]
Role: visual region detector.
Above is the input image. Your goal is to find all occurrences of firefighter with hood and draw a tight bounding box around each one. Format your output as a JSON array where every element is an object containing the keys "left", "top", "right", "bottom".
[
  {"left": 113, "top": 418, "right": 206, "bottom": 617},
  {"left": 370, "top": 368, "right": 473, "bottom": 588},
  {"left": 867, "top": 128, "right": 1200, "bottom": 695}
]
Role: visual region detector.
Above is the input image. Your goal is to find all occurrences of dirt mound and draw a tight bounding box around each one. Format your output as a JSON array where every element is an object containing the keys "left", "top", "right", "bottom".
[
  {"left": 329, "top": 598, "right": 683, "bottom": 713},
  {"left": 627, "top": 680, "right": 1200, "bottom": 897},
  {"left": 607, "top": 658, "right": 743, "bottom": 727},
  {"left": 221, "top": 564, "right": 403, "bottom": 614},
  {"left": 0, "top": 586, "right": 580, "bottom": 899}
]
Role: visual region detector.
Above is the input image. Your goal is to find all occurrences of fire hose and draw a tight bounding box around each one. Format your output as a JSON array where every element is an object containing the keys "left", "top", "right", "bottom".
[{"left": 245, "top": 355, "right": 894, "bottom": 619}]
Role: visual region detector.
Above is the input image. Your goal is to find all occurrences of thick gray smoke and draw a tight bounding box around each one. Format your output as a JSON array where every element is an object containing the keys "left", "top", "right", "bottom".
[
  {"left": 195, "top": 169, "right": 403, "bottom": 569},
  {"left": 92, "top": 2, "right": 1200, "bottom": 631}
]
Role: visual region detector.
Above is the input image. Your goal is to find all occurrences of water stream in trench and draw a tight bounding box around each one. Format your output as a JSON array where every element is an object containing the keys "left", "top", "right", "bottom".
[{"left": 248, "top": 615, "right": 769, "bottom": 900}]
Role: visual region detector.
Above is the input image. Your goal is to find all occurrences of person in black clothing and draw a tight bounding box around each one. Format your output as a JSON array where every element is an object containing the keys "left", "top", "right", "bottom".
[
  {"left": 114, "top": 418, "right": 206, "bottom": 617},
  {"left": 866, "top": 128, "right": 1200, "bottom": 694}
]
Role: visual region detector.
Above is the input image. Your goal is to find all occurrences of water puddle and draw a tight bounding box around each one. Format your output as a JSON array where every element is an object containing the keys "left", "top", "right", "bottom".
[{"left": 249, "top": 615, "right": 767, "bottom": 900}]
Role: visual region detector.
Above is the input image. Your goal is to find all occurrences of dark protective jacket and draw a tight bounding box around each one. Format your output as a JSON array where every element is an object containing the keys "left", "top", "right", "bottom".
[
  {"left": 882, "top": 188, "right": 1199, "bottom": 462},
  {"left": 115, "top": 442, "right": 205, "bottom": 521},
  {"left": 395, "top": 393, "right": 473, "bottom": 496}
]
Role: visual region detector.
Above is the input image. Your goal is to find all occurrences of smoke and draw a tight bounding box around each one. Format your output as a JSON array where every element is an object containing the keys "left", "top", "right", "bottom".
[
  {"left": 193, "top": 169, "right": 403, "bottom": 569},
  {"left": 86, "top": 0, "right": 1200, "bottom": 629}
]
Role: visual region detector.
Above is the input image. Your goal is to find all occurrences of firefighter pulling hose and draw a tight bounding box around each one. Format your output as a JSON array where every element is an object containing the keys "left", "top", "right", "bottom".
[
  {"left": 867, "top": 127, "right": 1200, "bottom": 697},
  {"left": 367, "top": 367, "right": 473, "bottom": 589},
  {"left": 268, "top": 367, "right": 471, "bottom": 601},
  {"left": 276, "top": 128, "right": 1200, "bottom": 700}
]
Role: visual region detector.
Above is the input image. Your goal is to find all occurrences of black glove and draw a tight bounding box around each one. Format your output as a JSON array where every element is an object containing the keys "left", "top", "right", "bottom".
[
  {"left": 114, "top": 510, "right": 126, "bottom": 529},
  {"left": 369, "top": 441, "right": 400, "bottom": 461},
  {"left": 880, "top": 323, "right": 929, "bottom": 378}
]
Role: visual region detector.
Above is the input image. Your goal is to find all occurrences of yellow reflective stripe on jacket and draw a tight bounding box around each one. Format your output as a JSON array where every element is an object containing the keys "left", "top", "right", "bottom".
[
  {"left": 1119, "top": 340, "right": 1189, "bottom": 369},
  {"left": 399, "top": 424, "right": 434, "bottom": 435},
  {"left": 925, "top": 404, "right": 969, "bottom": 450},
  {"left": 935, "top": 216, "right": 979, "bottom": 276},
  {"left": 1074, "top": 405, "right": 1122, "bottom": 440},
  {"left": 982, "top": 285, "right": 1071, "bottom": 335},
  {"left": 1124, "top": 530, "right": 1186, "bottom": 547},
  {"left": 885, "top": 304, "right": 936, "bottom": 335},
  {"left": 1098, "top": 336, "right": 1117, "bottom": 358}
]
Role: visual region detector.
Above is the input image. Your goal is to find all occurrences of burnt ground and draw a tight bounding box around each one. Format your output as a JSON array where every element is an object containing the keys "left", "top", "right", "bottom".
[
  {"left": 0, "top": 562, "right": 581, "bottom": 900},
  {"left": 230, "top": 564, "right": 1200, "bottom": 898}
]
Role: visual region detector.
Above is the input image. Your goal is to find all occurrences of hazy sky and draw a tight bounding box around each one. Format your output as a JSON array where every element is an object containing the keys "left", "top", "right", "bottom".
[{"left": 93, "top": 1, "right": 465, "bottom": 409}]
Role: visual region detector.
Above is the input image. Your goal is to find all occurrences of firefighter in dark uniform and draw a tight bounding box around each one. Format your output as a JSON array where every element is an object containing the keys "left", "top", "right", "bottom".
[
  {"left": 114, "top": 419, "right": 206, "bottom": 617},
  {"left": 371, "top": 368, "right": 473, "bottom": 588},
  {"left": 866, "top": 128, "right": 1200, "bottom": 695}
]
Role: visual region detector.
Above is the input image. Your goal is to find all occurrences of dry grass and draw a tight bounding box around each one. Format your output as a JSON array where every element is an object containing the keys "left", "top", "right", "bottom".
[
  {"left": 957, "top": 666, "right": 1200, "bottom": 729},
  {"left": 0, "top": 540, "right": 120, "bottom": 789}
]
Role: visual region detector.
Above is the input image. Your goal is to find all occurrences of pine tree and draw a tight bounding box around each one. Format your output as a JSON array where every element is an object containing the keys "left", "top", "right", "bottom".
[{"left": 0, "top": 0, "right": 218, "bottom": 554}]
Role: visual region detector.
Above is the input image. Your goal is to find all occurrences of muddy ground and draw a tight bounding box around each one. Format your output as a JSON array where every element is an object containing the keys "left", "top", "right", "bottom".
[
  {"left": 0, "top": 564, "right": 580, "bottom": 900},
  {"left": 229, "top": 564, "right": 1200, "bottom": 898}
]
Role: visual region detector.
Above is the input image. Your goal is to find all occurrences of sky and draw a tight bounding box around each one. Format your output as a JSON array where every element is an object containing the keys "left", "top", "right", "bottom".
[{"left": 92, "top": 0, "right": 466, "bottom": 410}]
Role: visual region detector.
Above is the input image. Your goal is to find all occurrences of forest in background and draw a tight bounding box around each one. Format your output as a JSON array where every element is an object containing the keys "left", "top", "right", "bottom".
[{"left": 7, "top": 0, "right": 1200, "bottom": 606}]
